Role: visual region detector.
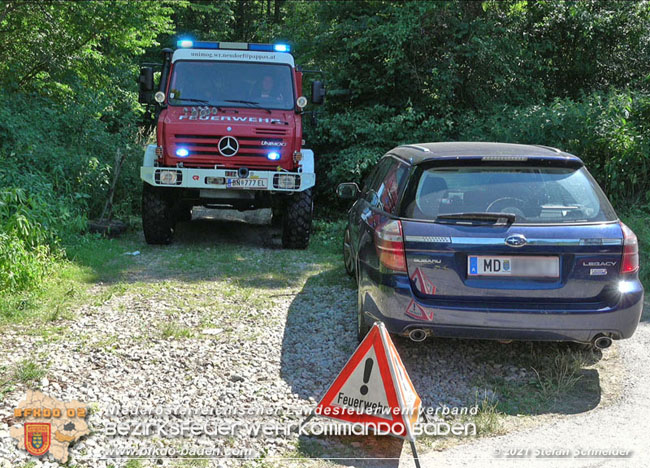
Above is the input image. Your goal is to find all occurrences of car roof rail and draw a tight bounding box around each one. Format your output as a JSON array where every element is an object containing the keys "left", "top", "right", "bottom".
[
  {"left": 400, "top": 144, "right": 431, "bottom": 152},
  {"left": 533, "top": 144, "right": 562, "bottom": 154}
]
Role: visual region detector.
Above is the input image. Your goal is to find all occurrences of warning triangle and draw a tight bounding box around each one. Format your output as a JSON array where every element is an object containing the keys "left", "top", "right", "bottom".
[{"left": 314, "top": 322, "right": 421, "bottom": 441}]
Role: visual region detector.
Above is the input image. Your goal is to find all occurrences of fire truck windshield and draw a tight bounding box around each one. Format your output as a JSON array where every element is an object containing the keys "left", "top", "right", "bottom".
[{"left": 168, "top": 61, "right": 295, "bottom": 111}]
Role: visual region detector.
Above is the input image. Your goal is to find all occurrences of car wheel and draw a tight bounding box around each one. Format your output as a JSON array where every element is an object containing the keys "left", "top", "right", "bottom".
[
  {"left": 357, "top": 281, "right": 370, "bottom": 342},
  {"left": 343, "top": 227, "right": 355, "bottom": 277}
]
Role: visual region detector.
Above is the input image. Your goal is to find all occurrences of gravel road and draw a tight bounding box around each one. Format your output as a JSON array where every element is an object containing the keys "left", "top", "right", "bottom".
[
  {"left": 410, "top": 315, "right": 650, "bottom": 468},
  {"left": 0, "top": 210, "right": 646, "bottom": 467}
]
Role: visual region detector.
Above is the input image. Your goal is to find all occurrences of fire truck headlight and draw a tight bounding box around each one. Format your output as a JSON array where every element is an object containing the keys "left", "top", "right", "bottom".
[{"left": 159, "top": 171, "right": 178, "bottom": 185}]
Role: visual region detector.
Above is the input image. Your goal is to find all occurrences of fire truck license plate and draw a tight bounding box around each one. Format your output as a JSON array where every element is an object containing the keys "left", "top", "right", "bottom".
[{"left": 226, "top": 178, "right": 268, "bottom": 189}]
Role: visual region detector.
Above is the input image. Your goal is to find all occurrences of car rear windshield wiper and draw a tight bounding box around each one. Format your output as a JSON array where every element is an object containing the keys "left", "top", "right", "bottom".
[
  {"left": 435, "top": 212, "right": 516, "bottom": 225},
  {"left": 224, "top": 99, "right": 272, "bottom": 114}
]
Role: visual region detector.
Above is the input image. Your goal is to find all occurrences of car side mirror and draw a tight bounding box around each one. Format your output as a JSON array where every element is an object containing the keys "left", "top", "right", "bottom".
[
  {"left": 311, "top": 80, "right": 326, "bottom": 105},
  {"left": 138, "top": 67, "right": 154, "bottom": 104},
  {"left": 337, "top": 182, "right": 360, "bottom": 200}
]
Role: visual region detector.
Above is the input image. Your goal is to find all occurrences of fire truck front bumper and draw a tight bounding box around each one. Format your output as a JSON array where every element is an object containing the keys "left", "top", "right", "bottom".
[{"left": 140, "top": 166, "right": 315, "bottom": 192}]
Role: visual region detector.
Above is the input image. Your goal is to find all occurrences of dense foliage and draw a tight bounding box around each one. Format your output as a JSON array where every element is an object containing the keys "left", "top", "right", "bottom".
[
  {"left": 0, "top": 0, "right": 174, "bottom": 292},
  {"left": 1, "top": 0, "right": 650, "bottom": 293}
]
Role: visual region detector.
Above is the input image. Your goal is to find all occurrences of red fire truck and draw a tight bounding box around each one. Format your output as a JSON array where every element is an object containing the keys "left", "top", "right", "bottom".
[{"left": 138, "top": 40, "right": 325, "bottom": 248}]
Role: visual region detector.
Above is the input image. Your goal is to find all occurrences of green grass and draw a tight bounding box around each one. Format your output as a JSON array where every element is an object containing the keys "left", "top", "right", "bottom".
[
  {"left": 531, "top": 350, "right": 588, "bottom": 400},
  {"left": 472, "top": 391, "right": 505, "bottom": 435},
  {"left": 125, "top": 460, "right": 144, "bottom": 468},
  {"left": 160, "top": 321, "right": 194, "bottom": 339},
  {"left": 16, "top": 462, "right": 37, "bottom": 468},
  {"left": 0, "top": 364, "right": 14, "bottom": 398},
  {"left": 473, "top": 343, "right": 600, "bottom": 416},
  {"left": 14, "top": 359, "right": 47, "bottom": 384},
  {"left": 0, "top": 217, "right": 347, "bottom": 328}
]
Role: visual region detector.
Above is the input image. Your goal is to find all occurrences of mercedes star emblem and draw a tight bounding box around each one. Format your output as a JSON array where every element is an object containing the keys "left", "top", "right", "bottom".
[{"left": 218, "top": 136, "right": 239, "bottom": 157}]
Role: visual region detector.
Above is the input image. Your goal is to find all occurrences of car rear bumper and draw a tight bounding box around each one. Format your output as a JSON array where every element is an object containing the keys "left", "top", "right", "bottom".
[{"left": 361, "top": 273, "right": 644, "bottom": 343}]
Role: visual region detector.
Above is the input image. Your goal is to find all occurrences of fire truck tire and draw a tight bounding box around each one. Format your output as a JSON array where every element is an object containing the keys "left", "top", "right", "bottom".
[
  {"left": 281, "top": 189, "right": 313, "bottom": 249},
  {"left": 175, "top": 203, "right": 193, "bottom": 223},
  {"left": 271, "top": 200, "right": 284, "bottom": 227},
  {"left": 142, "top": 183, "right": 175, "bottom": 244}
]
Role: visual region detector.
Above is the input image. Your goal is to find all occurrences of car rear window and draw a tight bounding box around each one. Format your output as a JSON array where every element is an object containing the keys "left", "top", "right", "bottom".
[{"left": 401, "top": 166, "right": 617, "bottom": 224}]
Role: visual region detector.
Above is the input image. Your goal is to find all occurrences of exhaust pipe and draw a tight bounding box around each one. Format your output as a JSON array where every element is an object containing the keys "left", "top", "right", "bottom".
[
  {"left": 408, "top": 329, "right": 428, "bottom": 342},
  {"left": 593, "top": 335, "right": 613, "bottom": 350}
]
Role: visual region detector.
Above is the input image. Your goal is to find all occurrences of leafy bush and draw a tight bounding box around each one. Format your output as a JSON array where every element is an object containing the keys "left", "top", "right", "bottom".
[
  {"left": 457, "top": 90, "right": 650, "bottom": 206},
  {"left": 0, "top": 170, "right": 87, "bottom": 292},
  {"left": 0, "top": 233, "right": 51, "bottom": 293}
]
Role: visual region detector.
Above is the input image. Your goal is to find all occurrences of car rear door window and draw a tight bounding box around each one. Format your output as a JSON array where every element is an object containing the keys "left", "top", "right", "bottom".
[{"left": 402, "top": 165, "right": 617, "bottom": 224}]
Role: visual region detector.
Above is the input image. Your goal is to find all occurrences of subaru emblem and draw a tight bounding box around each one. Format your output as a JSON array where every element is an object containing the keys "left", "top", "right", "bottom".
[{"left": 505, "top": 234, "right": 527, "bottom": 248}]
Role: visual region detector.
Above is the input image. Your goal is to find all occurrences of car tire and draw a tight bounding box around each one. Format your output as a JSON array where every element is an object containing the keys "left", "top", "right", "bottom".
[
  {"left": 281, "top": 189, "right": 313, "bottom": 249},
  {"left": 343, "top": 226, "right": 355, "bottom": 277},
  {"left": 142, "top": 183, "right": 175, "bottom": 245}
]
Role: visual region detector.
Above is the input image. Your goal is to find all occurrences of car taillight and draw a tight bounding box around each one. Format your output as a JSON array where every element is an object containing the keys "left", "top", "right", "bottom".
[
  {"left": 374, "top": 219, "right": 407, "bottom": 272},
  {"left": 620, "top": 222, "right": 639, "bottom": 274}
]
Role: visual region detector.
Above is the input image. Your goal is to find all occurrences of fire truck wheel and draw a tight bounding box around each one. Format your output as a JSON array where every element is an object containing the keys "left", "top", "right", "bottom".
[
  {"left": 175, "top": 203, "right": 193, "bottom": 223},
  {"left": 271, "top": 200, "right": 284, "bottom": 227},
  {"left": 142, "top": 183, "right": 175, "bottom": 244},
  {"left": 281, "top": 189, "right": 313, "bottom": 249}
]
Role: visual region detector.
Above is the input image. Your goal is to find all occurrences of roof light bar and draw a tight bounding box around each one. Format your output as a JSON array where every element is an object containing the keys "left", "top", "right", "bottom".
[
  {"left": 192, "top": 41, "right": 219, "bottom": 49},
  {"left": 248, "top": 43, "right": 273, "bottom": 51},
  {"left": 219, "top": 41, "right": 248, "bottom": 50},
  {"left": 176, "top": 41, "right": 291, "bottom": 53}
]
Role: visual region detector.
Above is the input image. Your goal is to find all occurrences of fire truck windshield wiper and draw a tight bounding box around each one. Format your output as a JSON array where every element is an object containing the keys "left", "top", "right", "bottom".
[
  {"left": 223, "top": 99, "right": 272, "bottom": 114},
  {"left": 175, "top": 97, "right": 210, "bottom": 104},
  {"left": 174, "top": 97, "right": 226, "bottom": 111}
]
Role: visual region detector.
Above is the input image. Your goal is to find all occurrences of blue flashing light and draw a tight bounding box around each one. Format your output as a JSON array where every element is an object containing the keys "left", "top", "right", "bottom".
[
  {"left": 194, "top": 41, "right": 219, "bottom": 49},
  {"left": 176, "top": 148, "right": 189, "bottom": 158},
  {"left": 249, "top": 44, "right": 274, "bottom": 52},
  {"left": 177, "top": 39, "right": 194, "bottom": 48},
  {"left": 267, "top": 151, "right": 281, "bottom": 161},
  {"left": 273, "top": 43, "right": 290, "bottom": 52}
]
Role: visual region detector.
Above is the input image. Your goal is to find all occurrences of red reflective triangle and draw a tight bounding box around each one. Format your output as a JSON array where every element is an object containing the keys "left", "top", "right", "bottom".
[{"left": 314, "top": 323, "right": 420, "bottom": 439}]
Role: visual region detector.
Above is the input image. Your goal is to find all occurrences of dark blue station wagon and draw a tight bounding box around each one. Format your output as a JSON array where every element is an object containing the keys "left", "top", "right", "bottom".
[{"left": 338, "top": 143, "right": 643, "bottom": 348}]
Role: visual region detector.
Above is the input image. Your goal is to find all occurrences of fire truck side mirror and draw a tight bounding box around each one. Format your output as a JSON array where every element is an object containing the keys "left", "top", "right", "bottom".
[
  {"left": 138, "top": 67, "right": 154, "bottom": 104},
  {"left": 311, "top": 80, "right": 326, "bottom": 105}
]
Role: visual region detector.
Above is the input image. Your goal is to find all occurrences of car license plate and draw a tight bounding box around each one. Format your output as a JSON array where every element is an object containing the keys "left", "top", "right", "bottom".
[
  {"left": 226, "top": 178, "right": 267, "bottom": 189},
  {"left": 467, "top": 255, "right": 559, "bottom": 278}
]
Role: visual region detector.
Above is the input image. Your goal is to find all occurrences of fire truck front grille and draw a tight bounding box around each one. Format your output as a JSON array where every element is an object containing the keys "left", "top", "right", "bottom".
[
  {"left": 254, "top": 127, "right": 288, "bottom": 136},
  {"left": 173, "top": 134, "right": 287, "bottom": 163}
]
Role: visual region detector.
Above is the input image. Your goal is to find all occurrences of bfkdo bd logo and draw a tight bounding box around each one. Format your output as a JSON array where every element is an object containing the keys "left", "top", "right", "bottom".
[
  {"left": 11, "top": 390, "right": 90, "bottom": 463},
  {"left": 24, "top": 422, "right": 51, "bottom": 456}
]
